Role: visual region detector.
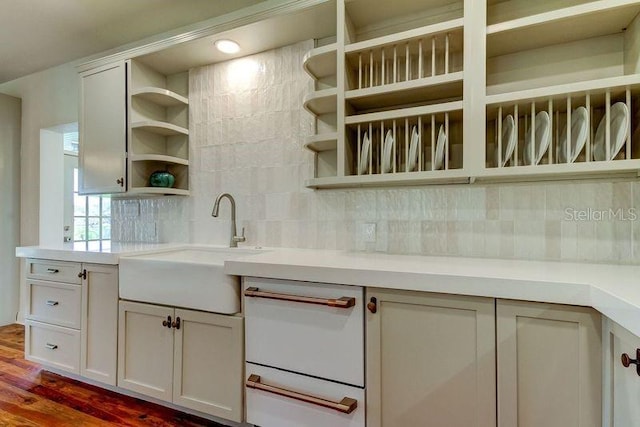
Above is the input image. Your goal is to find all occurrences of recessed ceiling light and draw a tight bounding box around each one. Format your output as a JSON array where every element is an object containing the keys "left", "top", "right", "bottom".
[{"left": 215, "top": 39, "right": 240, "bottom": 54}]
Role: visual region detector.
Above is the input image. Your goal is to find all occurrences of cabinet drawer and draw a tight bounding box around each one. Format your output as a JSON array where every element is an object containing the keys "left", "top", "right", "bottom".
[
  {"left": 27, "top": 259, "right": 81, "bottom": 284},
  {"left": 244, "top": 277, "right": 364, "bottom": 387},
  {"left": 246, "top": 363, "right": 365, "bottom": 427},
  {"left": 25, "top": 320, "right": 80, "bottom": 374},
  {"left": 26, "top": 280, "right": 81, "bottom": 329}
]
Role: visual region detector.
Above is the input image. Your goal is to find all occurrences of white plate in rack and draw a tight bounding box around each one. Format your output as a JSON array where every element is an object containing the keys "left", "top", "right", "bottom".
[
  {"left": 382, "top": 129, "right": 394, "bottom": 173},
  {"left": 495, "top": 114, "right": 516, "bottom": 167},
  {"left": 358, "top": 132, "right": 370, "bottom": 175},
  {"left": 593, "top": 102, "right": 629, "bottom": 161},
  {"left": 557, "top": 106, "right": 588, "bottom": 163},
  {"left": 523, "top": 111, "right": 550, "bottom": 165},
  {"left": 434, "top": 125, "right": 446, "bottom": 170},
  {"left": 407, "top": 126, "right": 419, "bottom": 171}
]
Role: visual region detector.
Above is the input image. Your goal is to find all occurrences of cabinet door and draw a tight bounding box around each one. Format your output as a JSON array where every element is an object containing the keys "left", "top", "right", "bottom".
[
  {"left": 603, "top": 319, "right": 640, "bottom": 426},
  {"left": 118, "top": 301, "right": 173, "bottom": 401},
  {"left": 366, "top": 289, "right": 496, "bottom": 427},
  {"left": 79, "top": 61, "right": 126, "bottom": 194},
  {"left": 81, "top": 264, "right": 118, "bottom": 385},
  {"left": 173, "top": 309, "right": 243, "bottom": 422},
  {"left": 497, "top": 300, "right": 601, "bottom": 427}
]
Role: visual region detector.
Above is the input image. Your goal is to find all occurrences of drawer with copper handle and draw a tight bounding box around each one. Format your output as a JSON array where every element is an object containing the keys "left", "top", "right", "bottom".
[
  {"left": 243, "top": 277, "right": 364, "bottom": 387},
  {"left": 245, "top": 363, "right": 365, "bottom": 427}
]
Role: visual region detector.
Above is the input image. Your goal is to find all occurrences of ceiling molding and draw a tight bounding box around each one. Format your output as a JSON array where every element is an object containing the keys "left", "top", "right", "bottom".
[{"left": 76, "top": 0, "right": 330, "bottom": 73}]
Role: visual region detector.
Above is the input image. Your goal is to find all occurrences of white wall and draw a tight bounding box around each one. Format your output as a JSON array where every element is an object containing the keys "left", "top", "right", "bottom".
[
  {"left": 0, "top": 62, "right": 80, "bottom": 324},
  {"left": 39, "top": 129, "right": 65, "bottom": 246},
  {"left": 112, "top": 41, "right": 640, "bottom": 264},
  {"left": 0, "top": 62, "right": 80, "bottom": 247},
  {"left": 0, "top": 93, "right": 21, "bottom": 325}
]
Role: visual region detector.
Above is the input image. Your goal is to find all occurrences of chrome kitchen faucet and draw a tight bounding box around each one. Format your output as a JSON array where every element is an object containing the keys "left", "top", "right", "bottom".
[{"left": 211, "top": 193, "right": 246, "bottom": 247}]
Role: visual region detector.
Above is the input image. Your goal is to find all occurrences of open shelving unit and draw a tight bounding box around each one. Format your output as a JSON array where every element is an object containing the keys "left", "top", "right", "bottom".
[
  {"left": 303, "top": 0, "right": 640, "bottom": 188},
  {"left": 127, "top": 59, "right": 190, "bottom": 195}
]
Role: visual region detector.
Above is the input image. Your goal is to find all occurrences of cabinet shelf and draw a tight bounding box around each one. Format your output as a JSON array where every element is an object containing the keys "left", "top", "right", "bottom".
[
  {"left": 130, "top": 154, "right": 189, "bottom": 165},
  {"left": 487, "top": 0, "right": 640, "bottom": 57},
  {"left": 487, "top": 74, "right": 640, "bottom": 106},
  {"left": 303, "top": 43, "right": 337, "bottom": 80},
  {"left": 126, "top": 187, "right": 190, "bottom": 196},
  {"left": 346, "top": 71, "right": 463, "bottom": 111},
  {"left": 345, "top": 18, "right": 464, "bottom": 54},
  {"left": 303, "top": 88, "right": 338, "bottom": 115},
  {"left": 304, "top": 133, "right": 338, "bottom": 152},
  {"left": 306, "top": 170, "right": 470, "bottom": 189},
  {"left": 131, "top": 121, "right": 189, "bottom": 136},
  {"left": 131, "top": 87, "right": 188, "bottom": 107},
  {"left": 476, "top": 159, "right": 640, "bottom": 182},
  {"left": 346, "top": 100, "right": 463, "bottom": 125}
]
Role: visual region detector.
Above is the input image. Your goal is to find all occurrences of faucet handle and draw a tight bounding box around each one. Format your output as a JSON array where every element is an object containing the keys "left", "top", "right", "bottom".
[{"left": 234, "top": 227, "right": 246, "bottom": 243}]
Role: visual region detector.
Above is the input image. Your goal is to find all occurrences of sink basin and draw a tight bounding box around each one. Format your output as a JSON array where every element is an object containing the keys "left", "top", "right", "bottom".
[{"left": 119, "top": 246, "right": 262, "bottom": 314}]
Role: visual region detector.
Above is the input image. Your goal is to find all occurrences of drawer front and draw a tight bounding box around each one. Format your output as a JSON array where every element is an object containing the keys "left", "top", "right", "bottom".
[
  {"left": 25, "top": 320, "right": 80, "bottom": 374},
  {"left": 244, "top": 277, "right": 364, "bottom": 386},
  {"left": 27, "top": 280, "right": 81, "bottom": 329},
  {"left": 27, "top": 259, "right": 82, "bottom": 284},
  {"left": 246, "top": 363, "right": 365, "bottom": 427}
]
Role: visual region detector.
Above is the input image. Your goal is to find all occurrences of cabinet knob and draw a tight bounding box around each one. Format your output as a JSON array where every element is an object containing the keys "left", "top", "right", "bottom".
[
  {"left": 162, "top": 315, "right": 172, "bottom": 328},
  {"left": 116, "top": 177, "right": 124, "bottom": 187},
  {"left": 367, "top": 297, "right": 377, "bottom": 314},
  {"left": 172, "top": 317, "right": 181, "bottom": 330},
  {"left": 621, "top": 349, "right": 640, "bottom": 376},
  {"left": 78, "top": 269, "right": 87, "bottom": 280}
]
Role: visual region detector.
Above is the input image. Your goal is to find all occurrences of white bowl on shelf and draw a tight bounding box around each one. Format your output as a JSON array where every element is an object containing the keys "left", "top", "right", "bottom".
[
  {"left": 495, "top": 114, "right": 516, "bottom": 167},
  {"left": 523, "top": 111, "right": 550, "bottom": 166},
  {"left": 593, "top": 102, "right": 629, "bottom": 161},
  {"left": 358, "top": 131, "right": 371, "bottom": 175},
  {"left": 557, "top": 106, "right": 588, "bottom": 163}
]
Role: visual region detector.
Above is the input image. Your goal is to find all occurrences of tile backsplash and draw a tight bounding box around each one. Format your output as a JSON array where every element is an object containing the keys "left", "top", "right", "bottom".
[{"left": 112, "top": 40, "right": 640, "bottom": 264}]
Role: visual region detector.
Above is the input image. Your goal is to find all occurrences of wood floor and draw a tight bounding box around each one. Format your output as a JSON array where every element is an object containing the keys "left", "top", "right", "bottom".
[{"left": 0, "top": 324, "right": 227, "bottom": 426}]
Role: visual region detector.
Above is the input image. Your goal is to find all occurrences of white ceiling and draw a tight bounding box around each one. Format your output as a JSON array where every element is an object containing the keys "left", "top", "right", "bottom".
[{"left": 0, "top": 0, "right": 267, "bottom": 83}]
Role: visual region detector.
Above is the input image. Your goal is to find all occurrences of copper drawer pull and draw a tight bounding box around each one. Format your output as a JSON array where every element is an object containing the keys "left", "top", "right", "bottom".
[
  {"left": 244, "top": 287, "right": 355, "bottom": 308},
  {"left": 246, "top": 374, "right": 357, "bottom": 414}
]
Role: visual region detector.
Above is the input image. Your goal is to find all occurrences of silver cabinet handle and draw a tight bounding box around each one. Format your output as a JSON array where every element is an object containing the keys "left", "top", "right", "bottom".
[
  {"left": 45, "top": 300, "right": 59, "bottom": 306},
  {"left": 46, "top": 268, "right": 59, "bottom": 274},
  {"left": 45, "top": 343, "right": 58, "bottom": 350}
]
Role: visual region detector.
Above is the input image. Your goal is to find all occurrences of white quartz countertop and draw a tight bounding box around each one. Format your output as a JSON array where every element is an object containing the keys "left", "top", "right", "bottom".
[
  {"left": 16, "top": 244, "right": 640, "bottom": 336},
  {"left": 224, "top": 248, "right": 640, "bottom": 337},
  {"left": 15, "top": 243, "right": 185, "bottom": 264}
]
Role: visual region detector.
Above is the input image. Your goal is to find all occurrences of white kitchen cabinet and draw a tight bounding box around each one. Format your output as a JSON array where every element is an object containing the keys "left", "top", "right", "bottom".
[
  {"left": 497, "top": 299, "right": 602, "bottom": 427},
  {"left": 117, "top": 301, "right": 243, "bottom": 422},
  {"left": 245, "top": 363, "right": 365, "bottom": 427},
  {"left": 244, "top": 277, "right": 364, "bottom": 387},
  {"left": 365, "top": 288, "right": 496, "bottom": 427},
  {"left": 243, "top": 277, "right": 365, "bottom": 427},
  {"left": 79, "top": 58, "right": 190, "bottom": 195},
  {"left": 24, "top": 259, "right": 118, "bottom": 386},
  {"left": 80, "top": 264, "right": 119, "bottom": 385},
  {"left": 305, "top": 0, "right": 640, "bottom": 188},
  {"left": 603, "top": 318, "right": 640, "bottom": 426},
  {"left": 79, "top": 61, "right": 127, "bottom": 195}
]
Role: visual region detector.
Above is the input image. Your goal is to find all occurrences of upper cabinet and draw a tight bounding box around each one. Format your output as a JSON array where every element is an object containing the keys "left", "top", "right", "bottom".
[
  {"left": 79, "top": 59, "right": 190, "bottom": 196},
  {"left": 79, "top": 62, "right": 127, "bottom": 195},
  {"left": 305, "top": 0, "right": 640, "bottom": 188}
]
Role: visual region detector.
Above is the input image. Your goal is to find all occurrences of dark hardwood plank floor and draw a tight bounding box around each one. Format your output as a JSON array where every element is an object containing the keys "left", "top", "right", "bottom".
[{"left": 0, "top": 324, "right": 228, "bottom": 426}]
